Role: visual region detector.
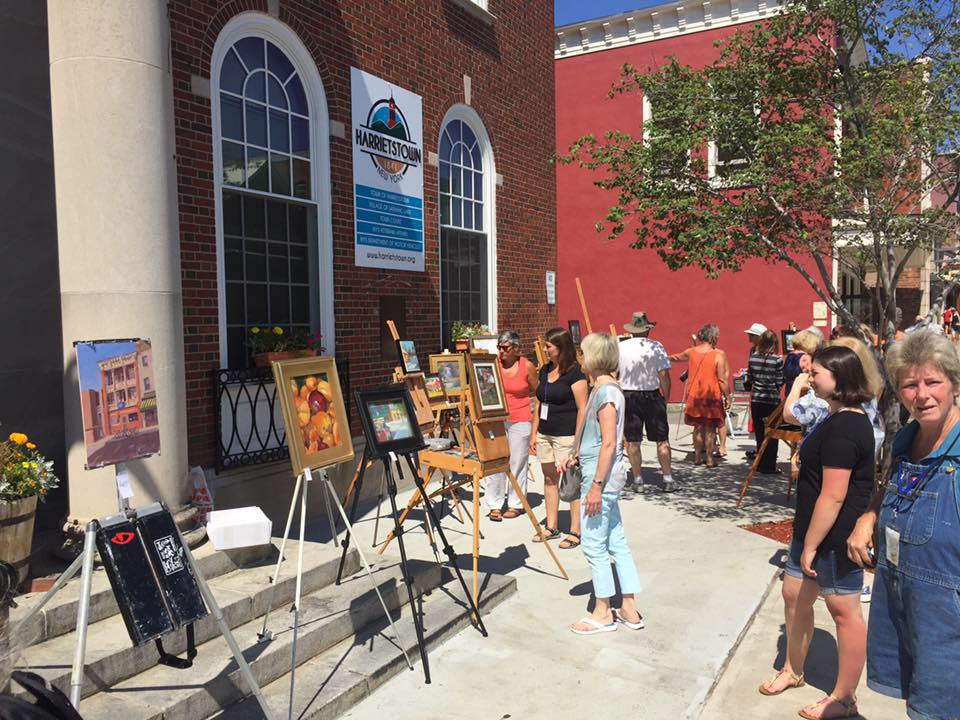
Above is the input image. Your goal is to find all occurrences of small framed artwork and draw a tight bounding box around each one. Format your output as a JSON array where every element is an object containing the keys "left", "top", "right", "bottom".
[
  {"left": 568, "top": 320, "right": 582, "bottom": 345},
  {"left": 429, "top": 353, "right": 466, "bottom": 397},
  {"left": 469, "top": 335, "right": 499, "bottom": 354},
  {"left": 355, "top": 385, "right": 427, "bottom": 458},
  {"left": 466, "top": 352, "right": 508, "bottom": 419},
  {"left": 396, "top": 339, "right": 422, "bottom": 374},
  {"left": 272, "top": 356, "right": 355, "bottom": 475},
  {"left": 423, "top": 373, "right": 448, "bottom": 406},
  {"left": 781, "top": 330, "right": 796, "bottom": 353}
]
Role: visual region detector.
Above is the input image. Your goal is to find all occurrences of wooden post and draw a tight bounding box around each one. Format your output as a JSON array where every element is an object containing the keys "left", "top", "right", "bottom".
[{"left": 575, "top": 277, "right": 593, "bottom": 334}]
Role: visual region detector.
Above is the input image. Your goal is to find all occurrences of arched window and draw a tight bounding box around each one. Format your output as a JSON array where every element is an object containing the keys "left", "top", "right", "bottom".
[
  {"left": 214, "top": 28, "right": 328, "bottom": 368},
  {"left": 438, "top": 112, "right": 494, "bottom": 345}
]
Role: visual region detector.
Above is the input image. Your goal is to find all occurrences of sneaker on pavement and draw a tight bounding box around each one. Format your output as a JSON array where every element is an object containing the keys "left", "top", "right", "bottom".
[{"left": 663, "top": 479, "right": 677, "bottom": 493}]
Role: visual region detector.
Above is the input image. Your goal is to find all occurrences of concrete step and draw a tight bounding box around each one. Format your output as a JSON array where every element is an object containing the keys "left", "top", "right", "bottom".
[
  {"left": 11, "top": 540, "right": 274, "bottom": 646},
  {"left": 15, "top": 540, "right": 361, "bottom": 702},
  {"left": 216, "top": 569, "right": 517, "bottom": 720},
  {"left": 72, "top": 557, "right": 449, "bottom": 720}
]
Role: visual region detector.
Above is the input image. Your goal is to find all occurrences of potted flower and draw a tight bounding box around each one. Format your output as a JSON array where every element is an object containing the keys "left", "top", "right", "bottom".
[
  {"left": 450, "top": 321, "right": 490, "bottom": 352},
  {"left": 251, "top": 327, "right": 327, "bottom": 366},
  {"left": 0, "top": 431, "right": 59, "bottom": 587}
]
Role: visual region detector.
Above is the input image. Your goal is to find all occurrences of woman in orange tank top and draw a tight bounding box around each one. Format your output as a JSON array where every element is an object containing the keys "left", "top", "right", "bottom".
[
  {"left": 484, "top": 330, "right": 539, "bottom": 521},
  {"left": 669, "top": 323, "right": 730, "bottom": 467}
]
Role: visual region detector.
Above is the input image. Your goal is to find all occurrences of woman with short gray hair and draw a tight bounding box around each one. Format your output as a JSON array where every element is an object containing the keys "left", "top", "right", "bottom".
[
  {"left": 846, "top": 331, "right": 960, "bottom": 720},
  {"left": 484, "top": 330, "right": 538, "bottom": 521}
]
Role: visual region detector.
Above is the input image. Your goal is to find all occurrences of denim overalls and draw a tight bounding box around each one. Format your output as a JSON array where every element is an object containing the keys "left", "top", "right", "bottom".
[{"left": 868, "top": 420, "right": 960, "bottom": 720}]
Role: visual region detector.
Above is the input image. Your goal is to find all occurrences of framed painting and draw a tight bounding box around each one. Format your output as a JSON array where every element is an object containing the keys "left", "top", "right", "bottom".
[
  {"left": 781, "top": 329, "right": 796, "bottom": 353},
  {"left": 396, "top": 339, "right": 422, "bottom": 374},
  {"left": 469, "top": 335, "right": 499, "bottom": 354},
  {"left": 272, "top": 356, "right": 355, "bottom": 475},
  {"left": 466, "top": 352, "right": 508, "bottom": 419},
  {"left": 355, "top": 385, "right": 427, "bottom": 458},
  {"left": 423, "top": 373, "right": 448, "bottom": 406},
  {"left": 428, "top": 353, "right": 466, "bottom": 397},
  {"left": 567, "top": 320, "right": 582, "bottom": 345}
]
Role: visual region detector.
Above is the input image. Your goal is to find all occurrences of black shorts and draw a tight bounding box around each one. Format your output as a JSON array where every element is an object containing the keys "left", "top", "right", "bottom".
[{"left": 624, "top": 390, "right": 669, "bottom": 443}]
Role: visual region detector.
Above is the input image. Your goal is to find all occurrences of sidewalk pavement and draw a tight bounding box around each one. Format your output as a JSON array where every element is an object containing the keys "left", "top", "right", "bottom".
[
  {"left": 336, "top": 423, "right": 806, "bottom": 719},
  {"left": 701, "top": 569, "right": 904, "bottom": 720}
]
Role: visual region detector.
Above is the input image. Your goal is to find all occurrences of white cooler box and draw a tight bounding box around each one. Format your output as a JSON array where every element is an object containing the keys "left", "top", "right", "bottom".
[{"left": 206, "top": 506, "right": 273, "bottom": 550}]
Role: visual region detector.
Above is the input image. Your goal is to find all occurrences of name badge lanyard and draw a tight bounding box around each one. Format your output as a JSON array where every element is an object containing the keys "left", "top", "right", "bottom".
[
  {"left": 892, "top": 427, "right": 960, "bottom": 515},
  {"left": 540, "top": 375, "right": 549, "bottom": 421}
]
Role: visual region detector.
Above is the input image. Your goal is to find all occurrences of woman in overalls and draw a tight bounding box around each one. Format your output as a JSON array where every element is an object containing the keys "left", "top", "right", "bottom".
[{"left": 846, "top": 330, "right": 960, "bottom": 720}]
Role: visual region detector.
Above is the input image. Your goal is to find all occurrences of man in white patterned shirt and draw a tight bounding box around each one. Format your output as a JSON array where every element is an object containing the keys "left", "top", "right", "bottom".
[{"left": 618, "top": 312, "right": 676, "bottom": 492}]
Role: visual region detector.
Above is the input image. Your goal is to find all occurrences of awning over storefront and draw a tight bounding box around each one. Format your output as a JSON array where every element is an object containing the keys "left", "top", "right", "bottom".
[{"left": 139, "top": 397, "right": 157, "bottom": 411}]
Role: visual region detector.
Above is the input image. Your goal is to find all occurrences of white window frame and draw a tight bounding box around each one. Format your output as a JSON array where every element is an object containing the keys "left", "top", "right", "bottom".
[
  {"left": 437, "top": 104, "right": 498, "bottom": 335},
  {"left": 210, "top": 13, "right": 335, "bottom": 364}
]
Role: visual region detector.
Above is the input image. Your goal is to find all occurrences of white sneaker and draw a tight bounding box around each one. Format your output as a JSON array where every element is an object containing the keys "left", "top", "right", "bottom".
[{"left": 663, "top": 479, "right": 677, "bottom": 493}]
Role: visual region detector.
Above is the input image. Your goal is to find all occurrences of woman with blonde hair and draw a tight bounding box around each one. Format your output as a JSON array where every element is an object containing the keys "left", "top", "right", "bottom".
[
  {"left": 558, "top": 332, "right": 643, "bottom": 635},
  {"left": 785, "top": 336, "right": 885, "bottom": 456}
]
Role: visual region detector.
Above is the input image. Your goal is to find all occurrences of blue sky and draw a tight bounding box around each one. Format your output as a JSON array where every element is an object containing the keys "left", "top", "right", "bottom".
[
  {"left": 555, "top": 0, "right": 665, "bottom": 26},
  {"left": 76, "top": 341, "right": 136, "bottom": 391}
]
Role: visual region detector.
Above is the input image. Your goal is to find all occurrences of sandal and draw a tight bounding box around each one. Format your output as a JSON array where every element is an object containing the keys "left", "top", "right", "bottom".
[
  {"left": 502, "top": 508, "right": 523, "bottom": 519},
  {"left": 798, "top": 694, "right": 858, "bottom": 719},
  {"left": 570, "top": 616, "right": 617, "bottom": 635},
  {"left": 613, "top": 608, "right": 645, "bottom": 630},
  {"left": 533, "top": 526, "right": 560, "bottom": 542},
  {"left": 559, "top": 532, "right": 581, "bottom": 549},
  {"left": 487, "top": 509, "right": 502, "bottom": 521},
  {"left": 758, "top": 668, "right": 805, "bottom": 696}
]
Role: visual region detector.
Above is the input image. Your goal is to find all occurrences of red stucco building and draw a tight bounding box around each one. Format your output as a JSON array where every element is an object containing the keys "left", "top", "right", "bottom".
[{"left": 554, "top": 0, "right": 935, "bottom": 400}]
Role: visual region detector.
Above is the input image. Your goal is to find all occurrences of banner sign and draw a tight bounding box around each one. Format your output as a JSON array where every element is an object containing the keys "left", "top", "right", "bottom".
[{"left": 351, "top": 67, "right": 425, "bottom": 272}]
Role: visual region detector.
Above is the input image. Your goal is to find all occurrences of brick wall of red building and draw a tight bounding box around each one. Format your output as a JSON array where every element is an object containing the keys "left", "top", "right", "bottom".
[{"left": 168, "top": 0, "right": 556, "bottom": 467}]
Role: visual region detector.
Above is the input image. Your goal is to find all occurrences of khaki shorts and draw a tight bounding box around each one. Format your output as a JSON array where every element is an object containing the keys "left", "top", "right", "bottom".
[{"left": 536, "top": 433, "right": 576, "bottom": 467}]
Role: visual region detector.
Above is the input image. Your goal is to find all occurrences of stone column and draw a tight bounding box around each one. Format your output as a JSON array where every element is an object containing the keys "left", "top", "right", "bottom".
[{"left": 48, "top": 0, "right": 189, "bottom": 521}]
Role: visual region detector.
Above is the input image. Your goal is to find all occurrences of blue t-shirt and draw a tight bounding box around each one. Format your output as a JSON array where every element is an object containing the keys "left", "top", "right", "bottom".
[{"left": 579, "top": 383, "right": 628, "bottom": 493}]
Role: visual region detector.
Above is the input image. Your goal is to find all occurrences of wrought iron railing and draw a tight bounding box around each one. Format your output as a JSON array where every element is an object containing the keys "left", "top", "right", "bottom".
[{"left": 214, "top": 359, "right": 350, "bottom": 472}]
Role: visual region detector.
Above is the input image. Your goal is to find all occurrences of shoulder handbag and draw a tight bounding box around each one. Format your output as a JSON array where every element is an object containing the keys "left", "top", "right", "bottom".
[{"left": 559, "top": 383, "right": 606, "bottom": 502}]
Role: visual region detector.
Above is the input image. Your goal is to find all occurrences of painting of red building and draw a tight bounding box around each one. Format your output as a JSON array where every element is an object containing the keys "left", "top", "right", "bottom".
[{"left": 76, "top": 339, "right": 161, "bottom": 469}]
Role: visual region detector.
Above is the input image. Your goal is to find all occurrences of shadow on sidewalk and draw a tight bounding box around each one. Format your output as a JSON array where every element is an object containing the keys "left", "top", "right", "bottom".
[{"left": 626, "top": 454, "right": 796, "bottom": 524}]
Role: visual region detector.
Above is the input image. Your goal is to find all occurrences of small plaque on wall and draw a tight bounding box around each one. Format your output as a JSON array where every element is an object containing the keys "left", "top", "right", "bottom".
[{"left": 380, "top": 296, "right": 407, "bottom": 360}]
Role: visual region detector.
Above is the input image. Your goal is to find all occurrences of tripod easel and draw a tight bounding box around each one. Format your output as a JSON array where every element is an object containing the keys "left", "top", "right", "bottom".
[
  {"left": 15, "top": 467, "right": 273, "bottom": 717},
  {"left": 736, "top": 400, "right": 803, "bottom": 508},
  {"left": 334, "top": 442, "right": 489, "bottom": 684},
  {"left": 378, "top": 387, "right": 568, "bottom": 610},
  {"left": 256, "top": 463, "right": 414, "bottom": 716}
]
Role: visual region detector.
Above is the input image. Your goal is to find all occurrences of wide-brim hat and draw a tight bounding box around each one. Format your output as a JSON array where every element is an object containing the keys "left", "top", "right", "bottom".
[
  {"left": 744, "top": 322, "right": 768, "bottom": 336},
  {"left": 624, "top": 311, "right": 656, "bottom": 333}
]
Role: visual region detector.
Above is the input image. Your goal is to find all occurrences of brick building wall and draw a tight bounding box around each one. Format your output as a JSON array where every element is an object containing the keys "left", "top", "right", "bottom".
[{"left": 168, "top": 0, "right": 557, "bottom": 467}]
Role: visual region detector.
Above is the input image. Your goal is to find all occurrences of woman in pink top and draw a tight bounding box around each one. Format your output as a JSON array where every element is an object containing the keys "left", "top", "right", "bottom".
[{"left": 486, "top": 330, "right": 539, "bottom": 520}]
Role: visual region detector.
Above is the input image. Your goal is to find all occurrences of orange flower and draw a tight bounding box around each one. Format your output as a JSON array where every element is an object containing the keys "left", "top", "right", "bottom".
[
  {"left": 26, "top": 442, "right": 36, "bottom": 450},
  {"left": 8, "top": 433, "right": 28, "bottom": 445}
]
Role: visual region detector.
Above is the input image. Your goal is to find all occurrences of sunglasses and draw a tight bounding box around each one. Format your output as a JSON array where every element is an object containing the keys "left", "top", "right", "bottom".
[{"left": 497, "top": 344, "right": 515, "bottom": 352}]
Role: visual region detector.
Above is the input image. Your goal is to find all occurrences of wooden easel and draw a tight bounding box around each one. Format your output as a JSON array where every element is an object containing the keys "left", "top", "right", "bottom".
[
  {"left": 339, "top": 323, "right": 464, "bottom": 543},
  {"left": 736, "top": 400, "right": 803, "bottom": 508},
  {"left": 378, "top": 386, "right": 568, "bottom": 609}
]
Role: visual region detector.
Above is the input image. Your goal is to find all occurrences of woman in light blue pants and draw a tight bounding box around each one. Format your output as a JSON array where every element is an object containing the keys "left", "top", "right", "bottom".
[{"left": 559, "top": 332, "right": 644, "bottom": 635}]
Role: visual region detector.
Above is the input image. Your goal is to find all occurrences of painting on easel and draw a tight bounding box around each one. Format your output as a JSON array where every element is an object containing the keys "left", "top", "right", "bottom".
[
  {"left": 423, "top": 373, "right": 447, "bottom": 406},
  {"left": 466, "top": 352, "right": 507, "bottom": 419},
  {"left": 396, "top": 339, "right": 422, "bottom": 374},
  {"left": 75, "top": 338, "right": 161, "bottom": 470},
  {"left": 356, "top": 385, "right": 426, "bottom": 458},
  {"left": 429, "top": 353, "right": 466, "bottom": 397},
  {"left": 272, "top": 356, "right": 354, "bottom": 474}
]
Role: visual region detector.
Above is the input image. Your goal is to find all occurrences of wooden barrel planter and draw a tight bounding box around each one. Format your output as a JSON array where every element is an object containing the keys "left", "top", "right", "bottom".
[{"left": 0, "top": 494, "right": 38, "bottom": 588}]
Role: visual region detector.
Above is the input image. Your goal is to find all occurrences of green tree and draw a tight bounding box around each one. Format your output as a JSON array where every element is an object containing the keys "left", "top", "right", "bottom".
[{"left": 560, "top": 0, "right": 960, "bottom": 340}]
